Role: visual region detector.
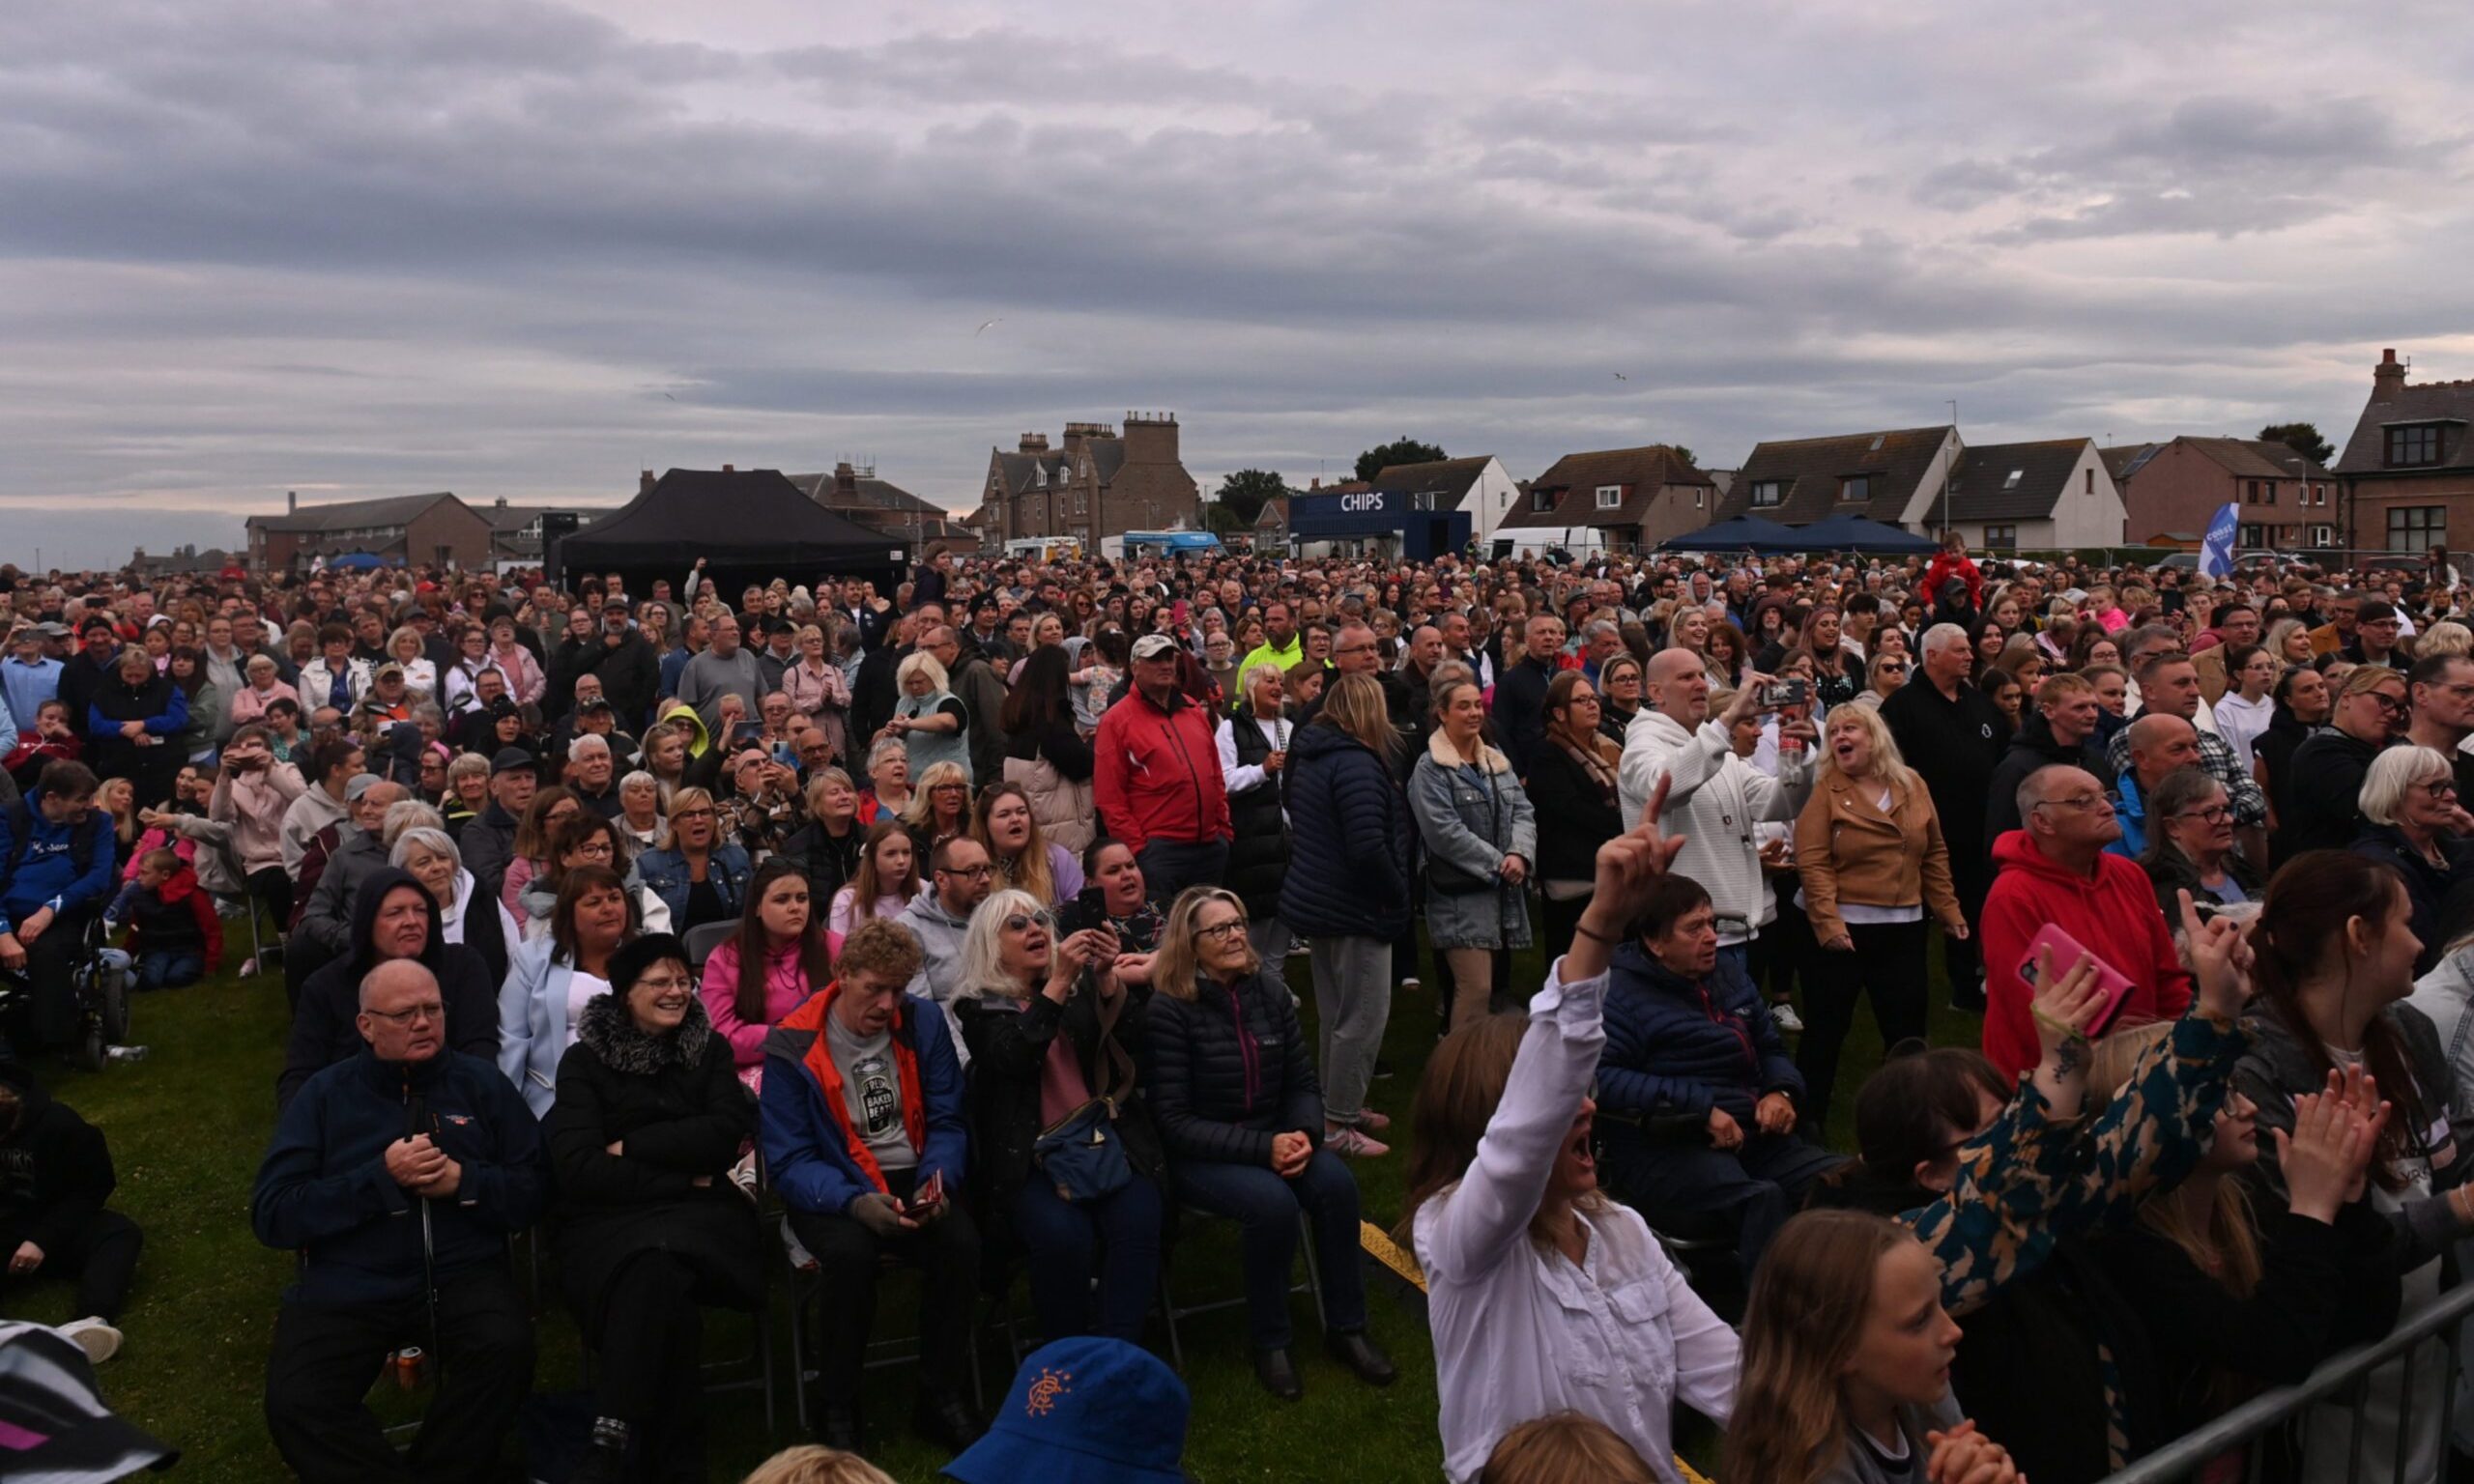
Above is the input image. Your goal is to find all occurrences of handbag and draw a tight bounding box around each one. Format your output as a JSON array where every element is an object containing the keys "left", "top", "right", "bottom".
[
  {"left": 1033, "top": 1097, "right": 1134, "bottom": 1203},
  {"left": 1425, "top": 759, "right": 1506, "bottom": 896}
]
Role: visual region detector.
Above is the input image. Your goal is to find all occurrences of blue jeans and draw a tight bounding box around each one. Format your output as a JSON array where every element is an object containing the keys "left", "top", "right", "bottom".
[
  {"left": 1136, "top": 838, "right": 1231, "bottom": 907},
  {"left": 1011, "top": 1170, "right": 1165, "bottom": 1344},
  {"left": 137, "top": 950, "right": 204, "bottom": 990},
  {"left": 1170, "top": 1149, "right": 1366, "bottom": 1351}
]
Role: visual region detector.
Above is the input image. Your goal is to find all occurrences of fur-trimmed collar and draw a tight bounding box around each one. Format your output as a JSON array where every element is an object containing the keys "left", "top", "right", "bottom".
[
  {"left": 576, "top": 987, "right": 712, "bottom": 1074},
  {"left": 1424, "top": 727, "right": 1512, "bottom": 777}
]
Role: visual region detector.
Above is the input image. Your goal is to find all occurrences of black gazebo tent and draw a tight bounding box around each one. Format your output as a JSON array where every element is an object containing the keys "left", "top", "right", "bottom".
[{"left": 558, "top": 468, "right": 912, "bottom": 596}]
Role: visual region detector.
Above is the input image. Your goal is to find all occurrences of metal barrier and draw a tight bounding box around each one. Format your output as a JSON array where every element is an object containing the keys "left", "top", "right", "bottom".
[{"left": 2098, "top": 1277, "right": 2474, "bottom": 1483}]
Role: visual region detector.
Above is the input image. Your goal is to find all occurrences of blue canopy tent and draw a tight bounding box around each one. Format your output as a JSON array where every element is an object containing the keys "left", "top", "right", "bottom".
[
  {"left": 1660, "top": 515, "right": 1803, "bottom": 553},
  {"left": 1788, "top": 514, "right": 1939, "bottom": 554},
  {"left": 323, "top": 552, "right": 388, "bottom": 571}
]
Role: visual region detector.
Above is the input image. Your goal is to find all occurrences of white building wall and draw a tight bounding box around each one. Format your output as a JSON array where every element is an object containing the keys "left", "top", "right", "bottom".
[{"left": 1452, "top": 457, "right": 1522, "bottom": 541}]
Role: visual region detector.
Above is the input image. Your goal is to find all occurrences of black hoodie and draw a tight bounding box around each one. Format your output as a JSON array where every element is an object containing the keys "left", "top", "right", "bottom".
[
  {"left": 1982, "top": 706, "right": 2114, "bottom": 852},
  {"left": 0, "top": 1062, "right": 114, "bottom": 1255},
  {"left": 276, "top": 867, "right": 500, "bottom": 1111}
]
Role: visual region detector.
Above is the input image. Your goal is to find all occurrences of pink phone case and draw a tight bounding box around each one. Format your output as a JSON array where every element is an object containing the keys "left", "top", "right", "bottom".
[{"left": 2020, "top": 924, "right": 2137, "bottom": 1038}]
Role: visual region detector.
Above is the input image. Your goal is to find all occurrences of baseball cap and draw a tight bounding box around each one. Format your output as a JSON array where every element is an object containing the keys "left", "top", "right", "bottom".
[
  {"left": 489, "top": 746, "right": 538, "bottom": 777},
  {"left": 344, "top": 773, "right": 387, "bottom": 802},
  {"left": 1131, "top": 635, "right": 1179, "bottom": 662},
  {"left": 942, "top": 1337, "right": 1188, "bottom": 1484}
]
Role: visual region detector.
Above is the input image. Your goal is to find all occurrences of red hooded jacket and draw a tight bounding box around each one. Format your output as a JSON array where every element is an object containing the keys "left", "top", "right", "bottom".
[
  {"left": 119, "top": 860, "right": 223, "bottom": 974},
  {"left": 1093, "top": 685, "right": 1232, "bottom": 854},
  {"left": 1979, "top": 829, "right": 2191, "bottom": 1079},
  {"left": 1923, "top": 549, "right": 1984, "bottom": 610}
]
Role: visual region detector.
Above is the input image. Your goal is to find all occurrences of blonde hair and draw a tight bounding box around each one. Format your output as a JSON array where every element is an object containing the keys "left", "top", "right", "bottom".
[
  {"left": 1819, "top": 702, "right": 1919, "bottom": 796},
  {"left": 902, "top": 760, "right": 968, "bottom": 829},
  {"left": 957, "top": 889, "right": 1049, "bottom": 1001},
  {"left": 1150, "top": 886, "right": 1255, "bottom": 1001},
  {"left": 1724, "top": 1210, "right": 1917, "bottom": 1484},
  {"left": 2089, "top": 1020, "right": 2266, "bottom": 1307},
  {"left": 1312, "top": 671, "right": 1396, "bottom": 759},
  {"left": 2420, "top": 620, "right": 2474, "bottom": 659},
  {"left": 737, "top": 1443, "right": 896, "bottom": 1484},
  {"left": 895, "top": 650, "right": 949, "bottom": 695},
  {"left": 1481, "top": 1413, "right": 1659, "bottom": 1484}
]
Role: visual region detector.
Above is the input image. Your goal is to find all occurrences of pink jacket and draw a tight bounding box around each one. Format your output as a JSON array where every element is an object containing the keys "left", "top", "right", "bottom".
[
  {"left": 492, "top": 642, "right": 546, "bottom": 707},
  {"left": 228, "top": 680, "right": 301, "bottom": 728},
  {"left": 209, "top": 760, "right": 307, "bottom": 874},
  {"left": 700, "top": 936, "right": 822, "bottom": 1068}
]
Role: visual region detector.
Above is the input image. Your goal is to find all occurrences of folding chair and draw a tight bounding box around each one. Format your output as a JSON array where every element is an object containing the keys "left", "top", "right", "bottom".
[{"left": 1153, "top": 1204, "right": 1327, "bottom": 1374}]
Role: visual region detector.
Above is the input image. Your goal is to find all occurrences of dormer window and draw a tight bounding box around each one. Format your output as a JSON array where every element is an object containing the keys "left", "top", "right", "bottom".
[
  {"left": 2002, "top": 469, "right": 2023, "bottom": 490},
  {"left": 1033, "top": 465, "right": 1047, "bottom": 487},
  {"left": 1595, "top": 485, "right": 1623, "bottom": 510},
  {"left": 1531, "top": 489, "right": 1554, "bottom": 513},
  {"left": 1750, "top": 480, "right": 1782, "bottom": 507},
  {"left": 2390, "top": 424, "right": 2444, "bottom": 467},
  {"left": 1840, "top": 475, "right": 1872, "bottom": 502}
]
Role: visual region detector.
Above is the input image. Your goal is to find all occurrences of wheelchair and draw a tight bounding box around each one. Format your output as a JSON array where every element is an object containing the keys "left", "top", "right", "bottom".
[{"left": 0, "top": 916, "right": 133, "bottom": 1071}]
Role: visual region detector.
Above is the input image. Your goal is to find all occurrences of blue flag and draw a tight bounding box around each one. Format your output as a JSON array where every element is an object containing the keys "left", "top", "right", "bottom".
[{"left": 2200, "top": 502, "right": 2238, "bottom": 578}]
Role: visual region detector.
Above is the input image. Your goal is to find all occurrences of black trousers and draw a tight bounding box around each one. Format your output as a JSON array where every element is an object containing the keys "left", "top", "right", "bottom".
[
  {"left": 247, "top": 865, "right": 295, "bottom": 939},
  {"left": 0, "top": 1210, "right": 142, "bottom": 1322},
  {"left": 589, "top": 1250, "right": 709, "bottom": 1478},
  {"left": 1798, "top": 919, "right": 1930, "bottom": 1131},
  {"left": 1602, "top": 1131, "right": 1848, "bottom": 1277},
  {"left": 786, "top": 1169, "right": 980, "bottom": 1413},
  {"left": 1539, "top": 892, "right": 1587, "bottom": 968},
  {"left": 263, "top": 1266, "right": 534, "bottom": 1484},
  {"left": 17, "top": 907, "right": 97, "bottom": 1050}
]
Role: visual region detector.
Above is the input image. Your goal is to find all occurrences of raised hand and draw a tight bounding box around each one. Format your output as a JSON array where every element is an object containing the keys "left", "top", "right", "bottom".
[
  {"left": 1562, "top": 775, "right": 1688, "bottom": 981},
  {"left": 2176, "top": 888, "right": 2254, "bottom": 1021}
]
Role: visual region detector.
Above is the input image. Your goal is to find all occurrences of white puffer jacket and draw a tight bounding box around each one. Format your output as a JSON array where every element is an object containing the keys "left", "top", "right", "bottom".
[{"left": 1616, "top": 709, "right": 1811, "bottom": 945}]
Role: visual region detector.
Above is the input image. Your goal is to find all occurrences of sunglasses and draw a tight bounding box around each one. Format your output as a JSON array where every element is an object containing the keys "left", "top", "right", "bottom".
[{"left": 1001, "top": 912, "right": 1052, "bottom": 933}]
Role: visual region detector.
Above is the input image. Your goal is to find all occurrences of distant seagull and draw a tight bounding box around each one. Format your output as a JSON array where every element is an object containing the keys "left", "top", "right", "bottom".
[
  {"left": 663, "top": 392, "right": 676, "bottom": 401},
  {"left": 1613, "top": 372, "right": 1628, "bottom": 382},
  {"left": 975, "top": 318, "right": 1004, "bottom": 336}
]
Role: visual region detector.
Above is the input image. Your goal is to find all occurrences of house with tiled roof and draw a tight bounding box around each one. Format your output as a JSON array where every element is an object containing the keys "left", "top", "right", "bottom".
[
  {"left": 1712, "top": 426, "right": 1964, "bottom": 530},
  {"left": 1497, "top": 444, "right": 1715, "bottom": 553},
  {"left": 787, "top": 463, "right": 973, "bottom": 547},
  {"left": 979, "top": 414, "right": 1200, "bottom": 549},
  {"left": 1934, "top": 440, "right": 2125, "bottom": 551},
  {"left": 2335, "top": 348, "right": 2474, "bottom": 555},
  {"left": 2113, "top": 436, "right": 2337, "bottom": 552},
  {"left": 245, "top": 491, "right": 498, "bottom": 571},
  {"left": 1252, "top": 495, "right": 1290, "bottom": 548}
]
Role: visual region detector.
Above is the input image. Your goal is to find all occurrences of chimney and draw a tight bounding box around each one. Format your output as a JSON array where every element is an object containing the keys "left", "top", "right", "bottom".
[
  {"left": 1309, "top": 477, "right": 1321, "bottom": 490},
  {"left": 833, "top": 461, "right": 859, "bottom": 499},
  {"left": 722, "top": 463, "right": 734, "bottom": 473},
  {"left": 494, "top": 496, "right": 506, "bottom": 509},
  {"left": 286, "top": 490, "right": 297, "bottom": 515},
  {"left": 639, "top": 469, "right": 655, "bottom": 496},
  {"left": 1018, "top": 434, "right": 1049, "bottom": 454},
  {"left": 2375, "top": 347, "right": 2407, "bottom": 401}
]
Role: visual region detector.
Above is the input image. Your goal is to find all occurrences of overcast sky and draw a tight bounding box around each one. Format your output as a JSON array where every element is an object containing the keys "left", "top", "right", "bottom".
[{"left": 5, "top": 0, "right": 2470, "bottom": 567}]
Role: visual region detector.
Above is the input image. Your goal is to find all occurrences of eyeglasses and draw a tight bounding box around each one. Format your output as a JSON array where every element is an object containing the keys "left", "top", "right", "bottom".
[
  {"left": 675, "top": 807, "right": 715, "bottom": 820},
  {"left": 1001, "top": 912, "right": 1052, "bottom": 932},
  {"left": 573, "top": 842, "right": 616, "bottom": 859},
  {"left": 2422, "top": 780, "right": 2460, "bottom": 799},
  {"left": 2172, "top": 805, "right": 2233, "bottom": 824},
  {"left": 2369, "top": 693, "right": 2409, "bottom": 715},
  {"left": 1195, "top": 919, "right": 1249, "bottom": 941},
  {"left": 936, "top": 863, "right": 993, "bottom": 879},
  {"left": 365, "top": 1001, "right": 445, "bottom": 1025},
  {"left": 632, "top": 972, "right": 696, "bottom": 994},
  {"left": 2034, "top": 792, "right": 2111, "bottom": 813},
  {"left": 1878, "top": 662, "right": 1908, "bottom": 673},
  {"left": 932, "top": 783, "right": 967, "bottom": 793}
]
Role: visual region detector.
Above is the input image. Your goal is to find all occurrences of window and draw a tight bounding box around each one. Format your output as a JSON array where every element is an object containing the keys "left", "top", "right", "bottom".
[
  {"left": 1595, "top": 484, "right": 1623, "bottom": 510},
  {"left": 2389, "top": 505, "right": 2447, "bottom": 552},
  {"left": 1750, "top": 480, "right": 1782, "bottom": 508},
  {"left": 2309, "top": 524, "right": 2336, "bottom": 547},
  {"left": 1032, "top": 464, "right": 1047, "bottom": 487},
  {"left": 1868, "top": 434, "right": 1885, "bottom": 451},
  {"left": 1074, "top": 490, "right": 1087, "bottom": 515},
  {"left": 1983, "top": 524, "right": 2018, "bottom": 550},
  {"left": 2390, "top": 425, "right": 2444, "bottom": 466},
  {"left": 2238, "top": 524, "right": 2268, "bottom": 550},
  {"left": 1531, "top": 489, "right": 1554, "bottom": 513},
  {"left": 1839, "top": 475, "right": 1871, "bottom": 502},
  {"left": 2314, "top": 483, "right": 2329, "bottom": 505},
  {"left": 2244, "top": 480, "right": 2260, "bottom": 504},
  {"left": 2084, "top": 469, "right": 2094, "bottom": 495},
  {"left": 2001, "top": 469, "right": 2023, "bottom": 490},
  {"left": 1694, "top": 489, "right": 1705, "bottom": 509}
]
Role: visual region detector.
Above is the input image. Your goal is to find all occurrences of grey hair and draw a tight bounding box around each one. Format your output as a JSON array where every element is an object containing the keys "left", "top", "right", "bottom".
[
  {"left": 958, "top": 889, "right": 1050, "bottom": 1002},
  {"left": 2359, "top": 744, "right": 2455, "bottom": 827},
  {"left": 1921, "top": 622, "right": 1971, "bottom": 654},
  {"left": 379, "top": 799, "right": 443, "bottom": 845},
  {"left": 568, "top": 732, "right": 611, "bottom": 760},
  {"left": 388, "top": 826, "right": 460, "bottom": 871},
  {"left": 2015, "top": 763, "right": 2078, "bottom": 826},
  {"left": 867, "top": 736, "right": 906, "bottom": 771}
]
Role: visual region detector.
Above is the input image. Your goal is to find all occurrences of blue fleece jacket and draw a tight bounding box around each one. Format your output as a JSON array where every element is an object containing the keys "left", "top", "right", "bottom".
[
  {"left": 251, "top": 1044, "right": 547, "bottom": 1305},
  {"left": 0, "top": 790, "right": 116, "bottom": 937}
]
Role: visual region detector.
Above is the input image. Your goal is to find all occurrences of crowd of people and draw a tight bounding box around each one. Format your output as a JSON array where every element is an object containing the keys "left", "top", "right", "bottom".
[{"left": 1, "top": 530, "right": 2472, "bottom": 1482}]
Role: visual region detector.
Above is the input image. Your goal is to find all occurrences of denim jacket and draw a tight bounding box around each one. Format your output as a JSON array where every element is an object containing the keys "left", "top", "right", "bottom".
[{"left": 633, "top": 842, "right": 752, "bottom": 925}]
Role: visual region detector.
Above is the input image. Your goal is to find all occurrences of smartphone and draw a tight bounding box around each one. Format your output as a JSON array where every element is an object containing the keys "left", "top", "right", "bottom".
[
  {"left": 906, "top": 1170, "right": 945, "bottom": 1214},
  {"left": 1758, "top": 679, "right": 1808, "bottom": 710},
  {"left": 730, "top": 720, "right": 764, "bottom": 744},
  {"left": 2018, "top": 924, "right": 2137, "bottom": 1039}
]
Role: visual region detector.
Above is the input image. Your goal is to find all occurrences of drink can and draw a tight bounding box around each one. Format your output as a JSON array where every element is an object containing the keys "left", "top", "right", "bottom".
[{"left": 395, "top": 1346, "right": 425, "bottom": 1388}]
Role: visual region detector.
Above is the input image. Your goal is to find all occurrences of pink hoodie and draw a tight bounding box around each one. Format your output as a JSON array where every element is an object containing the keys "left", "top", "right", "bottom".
[{"left": 700, "top": 936, "right": 822, "bottom": 1068}]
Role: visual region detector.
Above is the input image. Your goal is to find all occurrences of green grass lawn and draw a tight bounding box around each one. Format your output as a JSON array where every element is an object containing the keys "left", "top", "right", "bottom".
[{"left": 13, "top": 933, "right": 1967, "bottom": 1482}]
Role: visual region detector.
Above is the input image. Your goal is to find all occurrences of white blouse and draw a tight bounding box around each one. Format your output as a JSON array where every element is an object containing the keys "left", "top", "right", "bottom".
[{"left": 1413, "top": 963, "right": 1739, "bottom": 1483}]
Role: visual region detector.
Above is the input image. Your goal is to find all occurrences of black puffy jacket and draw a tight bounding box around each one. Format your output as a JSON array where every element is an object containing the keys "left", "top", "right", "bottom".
[
  {"left": 1144, "top": 968, "right": 1322, "bottom": 1168},
  {"left": 278, "top": 868, "right": 501, "bottom": 1111},
  {"left": 1276, "top": 722, "right": 1409, "bottom": 940}
]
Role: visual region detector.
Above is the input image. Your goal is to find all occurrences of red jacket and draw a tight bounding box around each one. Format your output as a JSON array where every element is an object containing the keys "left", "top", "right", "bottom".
[
  {"left": 120, "top": 861, "right": 223, "bottom": 974},
  {"left": 1093, "top": 686, "right": 1232, "bottom": 855},
  {"left": 1923, "top": 550, "right": 1983, "bottom": 610},
  {"left": 1979, "top": 829, "right": 2191, "bottom": 1080}
]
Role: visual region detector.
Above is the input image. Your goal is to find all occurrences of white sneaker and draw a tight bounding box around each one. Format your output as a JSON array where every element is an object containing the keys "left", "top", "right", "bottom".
[
  {"left": 57, "top": 1317, "right": 122, "bottom": 1364},
  {"left": 1398, "top": 977, "right": 1421, "bottom": 993},
  {"left": 780, "top": 1215, "right": 819, "bottom": 1272},
  {"left": 1770, "top": 1003, "right": 1804, "bottom": 1033}
]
